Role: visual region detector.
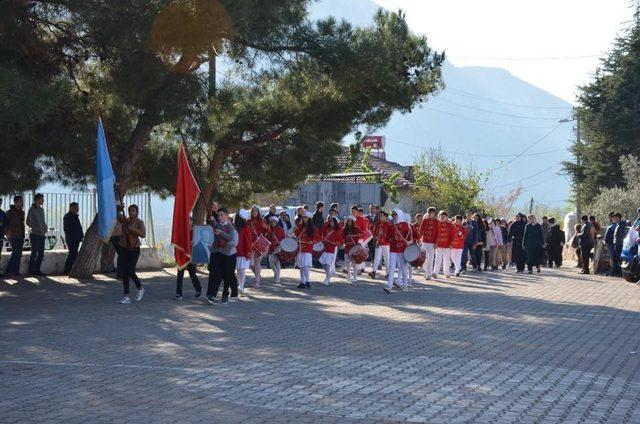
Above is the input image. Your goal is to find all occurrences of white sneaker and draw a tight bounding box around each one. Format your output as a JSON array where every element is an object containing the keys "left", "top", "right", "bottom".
[
  {"left": 323, "top": 280, "right": 329, "bottom": 286},
  {"left": 402, "top": 285, "right": 408, "bottom": 292},
  {"left": 119, "top": 296, "right": 131, "bottom": 304},
  {"left": 135, "top": 287, "right": 145, "bottom": 302},
  {"left": 239, "top": 287, "right": 246, "bottom": 296}
]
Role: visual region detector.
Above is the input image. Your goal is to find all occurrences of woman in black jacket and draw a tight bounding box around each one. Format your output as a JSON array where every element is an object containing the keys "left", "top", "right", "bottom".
[
  {"left": 473, "top": 213, "right": 487, "bottom": 272},
  {"left": 523, "top": 214, "right": 544, "bottom": 274}
]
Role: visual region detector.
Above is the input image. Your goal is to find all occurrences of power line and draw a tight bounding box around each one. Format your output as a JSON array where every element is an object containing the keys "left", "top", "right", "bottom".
[
  {"left": 449, "top": 54, "right": 601, "bottom": 61},
  {"left": 493, "top": 162, "right": 562, "bottom": 189},
  {"left": 420, "top": 107, "right": 560, "bottom": 129},
  {"left": 386, "top": 138, "right": 567, "bottom": 158},
  {"left": 432, "top": 97, "right": 565, "bottom": 120},
  {"left": 445, "top": 88, "right": 573, "bottom": 110},
  {"left": 490, "top": 124, "right": 563, "bottom": 170}
]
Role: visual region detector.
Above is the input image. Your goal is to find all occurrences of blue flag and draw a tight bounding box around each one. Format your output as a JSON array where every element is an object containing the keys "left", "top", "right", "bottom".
[{"left": 96, "top": 117, "right": 117, "bottom": 242}]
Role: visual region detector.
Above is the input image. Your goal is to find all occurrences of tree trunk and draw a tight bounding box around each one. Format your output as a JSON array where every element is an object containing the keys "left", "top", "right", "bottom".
[
  {"left": 193, "top": 146, "right": 228, "bottom": 224},
  {"left": 69, "top": 216, "right": 99, "bottom": 278},
  {"left": 70, "top": 119, "right": 153, "bottom": 278}
]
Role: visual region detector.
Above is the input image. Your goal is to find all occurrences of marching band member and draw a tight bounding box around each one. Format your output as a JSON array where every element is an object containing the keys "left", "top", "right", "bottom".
[
  {"left": 343, "top": 215, "right": 363, "bottom": 283},
  {"left": 249, "top": 205, "right": 268, "bottom": 288},
  {"left": 369, "top": 210, "right": 392, "bottom": 279},
  {"left": 295, "top": 211, "right": 318, "bottom": 288},
  {"left": 385, "top": 208, "right": 412, "bottom": 293},
  {"left": 320, "top": 216, "right": 343, "bottom": 286},
  {"left": 450, "top": 215, "right": 467, "bottom": 277},
  {"left": 407, "top": 213, "right": 423, "bottom": 284},
  {"left": 267, "top": 215, "right": 286, "bottom": 283},
  {"left": 235, "top": 209, "right": 253, "bottom": 295},
  {"left": 433, "top": 211, "right": 455, "bottom": 279},
  {"left": 420, "top": 207, "right": 438, "bottom": 280},
  {"left": 351, "top": 205, "right": 372, "bottom": 274}
]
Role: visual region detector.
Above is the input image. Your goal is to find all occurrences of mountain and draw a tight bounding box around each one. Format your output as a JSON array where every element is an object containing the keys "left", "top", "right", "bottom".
[{"left": 311, "top": 0, "right": 575, "bottom": 209}]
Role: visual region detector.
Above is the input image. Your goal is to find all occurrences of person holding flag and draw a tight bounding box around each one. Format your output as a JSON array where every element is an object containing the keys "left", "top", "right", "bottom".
[{"left": 171, "top": 142, "right": 203, "bottom": 300}]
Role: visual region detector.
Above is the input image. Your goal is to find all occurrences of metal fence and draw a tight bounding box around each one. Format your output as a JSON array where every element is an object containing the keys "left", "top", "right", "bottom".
[{"left": 1, "top": 191, "right": 155, "bottom": 250}]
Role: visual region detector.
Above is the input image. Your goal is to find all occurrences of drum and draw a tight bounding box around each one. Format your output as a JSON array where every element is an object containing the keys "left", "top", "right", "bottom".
[
  {"left": 349, "top": 245, "right": 368, "bottom": 264},
  {"left": 312, "top": 242, "right": 324, "bottom": 260},
  {"left": 403, "top": 243, "right": 426, "bottom": 267},
  {"left": 253, "top": 234, "right": 271, "bottom": 256},
  {"left": 278, "top": 237, "right": 298, "bottom": 264}
]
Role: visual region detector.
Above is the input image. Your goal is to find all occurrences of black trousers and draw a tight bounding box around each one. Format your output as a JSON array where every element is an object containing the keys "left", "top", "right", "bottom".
[
  {"left": 581, "top": 245, "right": 593, "bottom": 273},
  {"left": 548, "top": 246, "right": 563, "bottom": 268},
  {"left": 176, "top": 263, "right": 202, "bottom": 295},
  {"left": 473, "top": 245, "right": 484, "bottom": 270},
  {"left": 6, "top": 237, "right": 24, "bottom": 274},
  {"left": 28, "top": 234, "right": 45, "bottom": 273},
  {"left": 512, "top": 240, "right": 525, "bottom": 271},
  {"left": 121, "top": 248, "right": 141, "bottom": 295},
  {"left": 207, "top": 252, "right": 238, "bottom": 299},
  {"left": 64, "top": 239, "right": 80, "bottom": 274}
]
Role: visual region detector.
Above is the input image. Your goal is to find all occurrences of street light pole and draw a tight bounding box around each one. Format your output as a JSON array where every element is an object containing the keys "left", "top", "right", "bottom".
[{"left": 575, "top": 112, "right": 581, "bottom": 221}]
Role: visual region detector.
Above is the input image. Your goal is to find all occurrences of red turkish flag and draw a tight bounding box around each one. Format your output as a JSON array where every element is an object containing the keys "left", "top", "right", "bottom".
[{"left": 171, "top": 143, "right": 201, "bottom": 270}]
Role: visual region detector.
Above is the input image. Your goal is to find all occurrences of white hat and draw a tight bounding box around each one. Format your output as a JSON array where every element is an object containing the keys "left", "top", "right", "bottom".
[
  {"left": 346, "top": 215, "right": 356, "bottom": 222},
  {"left": 393, "top": 208, "right": 405, "bottom": 223},
  {"left": 238, "top": 209, "right": 250, "bottom": 220},
  {"left": 269, "top": 215, "right": 279, "bottom": 222},
  {"left": 304, "top": 211, "right": 313, "bottom": 219}
]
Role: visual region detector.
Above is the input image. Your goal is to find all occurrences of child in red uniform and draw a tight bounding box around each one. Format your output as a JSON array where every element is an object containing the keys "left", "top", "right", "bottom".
[
  {"left": 343, "top": 216, "right": 363, "bottom": 283},
  {"left": 450, "top": 215, "right": 467, "bottom": 277},
  {"left": 369, "top": 210, "right": 392, "bottom": 279},
  {"left": 249, "top": 205, "right": 268, "bottom": 288},
  {"left": 267, "top": 215, "right": 286, "bottom": 283},
  {"left": 386, "top": 209, "right": 412, "bottom": 293},
  {"left": 320, "top": 217, "right": 343, "bottom": 286},
  {"left": 420, "top": 207, "right": 438, "bottom": 280},
  {"left": 407, "top": 213, "right": 423, "bottom": 284},
  {"left": 295, "top": 211, "right": 318, "bottom": 288},
  {"left": 235, "top": 209, "right": 253, "bottom": 295},
  {"left": 351, "top": 205, "right": 371, "bottom": 274},
  {"left": 433, "top": 210, "right": 455, "bottom": 278}
]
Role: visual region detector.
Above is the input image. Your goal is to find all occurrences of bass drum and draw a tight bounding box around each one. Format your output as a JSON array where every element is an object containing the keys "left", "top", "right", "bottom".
[
  {"left": 403, "top": 243, "right": 426, "bottom": 267},
  {"left": 312, "top": 242, "right": 324, "bottom": 261},
  {"left": 349, "top": 245, "right": 368, "bottom": 264},
  {"left": 278, "top": 237, "right": 298, "bottom": 264}
]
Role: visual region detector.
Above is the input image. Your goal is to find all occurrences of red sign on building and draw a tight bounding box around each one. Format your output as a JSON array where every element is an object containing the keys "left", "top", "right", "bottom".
[{"left": 362, "top": 135, "right": 385, "bottom": 149}]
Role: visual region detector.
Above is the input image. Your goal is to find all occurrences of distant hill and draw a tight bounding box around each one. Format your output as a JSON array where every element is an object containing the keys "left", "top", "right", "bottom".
[{"left": 311, "top": 0, "right": 575, "bottom": 208}]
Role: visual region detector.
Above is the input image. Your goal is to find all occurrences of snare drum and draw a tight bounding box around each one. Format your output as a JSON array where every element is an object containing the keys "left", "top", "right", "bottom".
[
  {"left": 349, "top": 245, "right": 368, "bottom": 264},
  {"left": 253, "top": 234, "right": 271, "bottom": 256},
  {"left": 312, "top": 241, "right": 324, "bottom": 260},
  {"left": 403, "top": 243, "right": 426, "bottom": 267},
  {"left": 278, "top": 237, "right": 298, "bottom": 264}
]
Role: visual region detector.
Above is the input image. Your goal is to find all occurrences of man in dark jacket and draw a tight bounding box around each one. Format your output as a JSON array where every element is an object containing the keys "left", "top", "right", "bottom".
[
  {"left": 312, "top": 202, "right": 325, "bottom": 229},
  {"left": 462, "top": 210, "right": 477, "bottom": 272},
  {"left": 508, "top": 213, "right": 527, "bottom": 272},
  {"left": 578, "top": 215, "right": 596, "bottom": 274},
  {"left": 0, "top": 198, "right": 5, "bottom": 273},
  {"left": 63, "top": 202, "right": 84, "bottom": 274},
  {"left": 611, "top": 212, "right": 626, "bottom": 277},
  {"left": 4, "top": 196, "right": 25, "bottom": 276},
  {"left": 546, "top": 217, "right": 565, "bottom": 268}
]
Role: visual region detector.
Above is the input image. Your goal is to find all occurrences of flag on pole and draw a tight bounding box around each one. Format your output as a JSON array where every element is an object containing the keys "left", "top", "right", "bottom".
[
  {"left": 171, "top": 142, "right": 201, "bottom": 270},
  {"left": 96, "top": 117, "right": 117, "bottom": 242}
]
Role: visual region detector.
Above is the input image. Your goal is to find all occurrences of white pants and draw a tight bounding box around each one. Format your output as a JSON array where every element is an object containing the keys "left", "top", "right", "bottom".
[
  {"left": 357, "top": 241, "right": 368, "bottom": 271},
  {"left": 388, "top": 252, "right": 407, "bottom": 289},
  {"left": 434, "top": 247, "right": 451, "bottom": 276},
  {"left": 299, "top": 266, "right": 310, "bottom": 285},
  {"left": 346, "top": 253, "right": 359, "bottom": 282},
  {"left": 323, "top": 255, "right": 336, "bottom": 285},
  {"left": 268, "top": 253, "right": 281, "bottom": 282},
  {"left": 422, "top": 242, "right": 436, "bottom": 276},
  {"left": 251, "top": 251, "right": 263, "bottom": 285},
  {"left": 237, "top": 268, "right": 247, "bottom": 291},
  {"left": 372, "top": 245, "right": 390, "bottom": 275},
  {"left": 450, "top": 248, "right": 463, "bottom": 274}
]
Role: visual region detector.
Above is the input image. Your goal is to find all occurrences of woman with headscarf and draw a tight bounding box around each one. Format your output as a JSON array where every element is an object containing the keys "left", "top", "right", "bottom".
[
  {"left": 522, "top": 213, "right": 544, "bottom": 274},
  {"left": 385, "top": 209, "right": 412, "bottom": 293}
]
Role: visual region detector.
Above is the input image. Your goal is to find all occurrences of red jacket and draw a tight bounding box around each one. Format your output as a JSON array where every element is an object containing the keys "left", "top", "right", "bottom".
[
  {"left": 249, "top": 217, "right": 268, "bottom": 242},
  {"left": 343, "top": 226, "right": 362, "bottom": 253},
  {"left": 298, "top": 228, "right": 319, "bottom": 254},
  {"left": 390, "top": 222, "right": 412, "bottom": 253},
  {"left": 434, "top": 220, "right": 455, "bottom": 248},
  {"left": 420, "top": 217, "right": 438, "bottom": 243},
  {"left": 237, "top": 226, "right": 253, "bottom": 259},
  {"left": 354, "top": 215, "right": 371, "bottom": 241},
  {"left": 322, "top": 227, "right": 343, "bottom": 254},
  {"left": 411, "top": 222, "right": 422, "bottom": 242},
  {"left": 267, "top": 225, "right": 286, "bottom": 254},
  {"left": 451, "top": 224, "right": 467, "bottom": 249},
  {"left": 372, "top": 221, "right": 393, "bottom": 246}
]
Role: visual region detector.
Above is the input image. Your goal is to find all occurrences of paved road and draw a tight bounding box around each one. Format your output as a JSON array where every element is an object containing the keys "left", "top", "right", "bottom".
[{"left": 2, "top": 265, "right": 640, "bottom": 423}]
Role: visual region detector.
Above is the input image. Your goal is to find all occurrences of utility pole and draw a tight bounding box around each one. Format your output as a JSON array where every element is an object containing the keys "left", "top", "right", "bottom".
[
  {"left": 529, "top": 197, "right": 534, "bottom": 214},
  {"left": 575, "top": 112, "right": 581, "bottom": 221}
]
